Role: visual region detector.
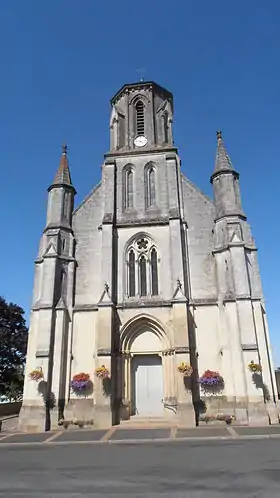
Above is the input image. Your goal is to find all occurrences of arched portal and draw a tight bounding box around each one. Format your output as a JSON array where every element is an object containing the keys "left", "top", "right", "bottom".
[{"left": 120, "top": 315, "right": 174, "bottom": 418}]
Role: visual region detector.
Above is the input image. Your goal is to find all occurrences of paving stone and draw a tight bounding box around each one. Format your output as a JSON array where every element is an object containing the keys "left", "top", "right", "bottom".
[
  {"left": 176, "top": 428, "right": 229, "bottom": 438},
  {"left": 235, "top": 426, "right": 280, "bottom": 437},
  {"left": 111, "top": 429, "right": 170, "bottom": 440},
  {"left": 0, "top": 432, "right": 51, "bottom": 444},
  {"left": 57, "top": 430, "right": 107, "bottom": 442}
]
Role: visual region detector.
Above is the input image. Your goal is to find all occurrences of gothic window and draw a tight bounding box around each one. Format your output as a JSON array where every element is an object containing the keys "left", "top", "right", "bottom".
[
  {"left": 163, "top": 112, "right": 169, "bottom": 143},
  {"left": 128, "top": 250, "right": 136, "bottom": 297},
  {"left": 135, "top": 100, "right": 145, "bottom": 136},
  {"left": 148, "top": 167, "right": 156, "bottom": 206},
  {"left": 151, "top": 248, "right": 158, "bottom": 295},
  {"left": 124, "top": 165, "right": 134, "bottom": 209},
  {"left": 145, "top": 163, "right": 156, "bottom": 208},
  {"left": 126, "top": 236, "right": 159, "bottom": 298},
  {"left": 139, "top": 256, "right": 147, "bottom": 296}
]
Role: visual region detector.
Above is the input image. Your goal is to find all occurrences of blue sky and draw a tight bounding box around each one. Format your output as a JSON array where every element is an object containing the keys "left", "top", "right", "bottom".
[{"left": 1, "top": 1, "right": 280, "bottom": 363}]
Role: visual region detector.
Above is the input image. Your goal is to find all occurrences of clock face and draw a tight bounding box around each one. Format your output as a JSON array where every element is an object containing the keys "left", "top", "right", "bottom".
[{"left": 134, "top": 135, "right": 147, "bottom": 147}]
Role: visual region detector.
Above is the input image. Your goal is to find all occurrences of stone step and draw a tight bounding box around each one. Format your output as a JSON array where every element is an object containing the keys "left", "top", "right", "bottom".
[{"left": 120, "top": 416, "right": 176, "bottom": 427}]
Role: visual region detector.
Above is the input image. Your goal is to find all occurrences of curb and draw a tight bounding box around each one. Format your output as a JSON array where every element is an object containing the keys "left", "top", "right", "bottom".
[{"left": 0, "top": 432, "right": 280, "bottom": 448}]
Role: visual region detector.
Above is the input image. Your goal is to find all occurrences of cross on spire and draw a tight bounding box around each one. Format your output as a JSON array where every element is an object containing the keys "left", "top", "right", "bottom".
[
  {"left": 62, "top": 144, "right": 68, "bottom": 155},
  {"left": 135, "top": 67, "right": 146, "bottom": 83}
]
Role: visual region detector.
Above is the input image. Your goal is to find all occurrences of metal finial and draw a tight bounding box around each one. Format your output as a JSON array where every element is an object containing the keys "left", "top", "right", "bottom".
[
  {"left": 62, "top": 144, "right": 68, "bottom": 155},
  {"left": 216, "top": 130, "right": 222, "bottom": 140}
]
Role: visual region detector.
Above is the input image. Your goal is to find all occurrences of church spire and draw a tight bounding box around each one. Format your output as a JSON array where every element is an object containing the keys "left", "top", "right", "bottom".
[
  {"left": 46, "top": 144, "right": 76, "bottom": 228},
  {"left": 52, "top": 144, "right": 74, "bottom": 187},
  {"left": 213, "top": 130, "right": 234, "bottom": 176},
  {"left": 210, "top": 131, "right": 245, "bottom": 220}
]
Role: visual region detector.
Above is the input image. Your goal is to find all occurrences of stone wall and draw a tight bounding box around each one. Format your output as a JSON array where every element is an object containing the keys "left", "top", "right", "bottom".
[{"left": 0, "top": 402, "right": 22, "bottom": 418}]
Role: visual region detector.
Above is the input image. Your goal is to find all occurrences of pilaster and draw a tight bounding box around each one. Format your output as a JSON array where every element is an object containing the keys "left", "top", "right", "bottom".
[{"left": 94, "top": 304, "right": 114, "bottom": 428}]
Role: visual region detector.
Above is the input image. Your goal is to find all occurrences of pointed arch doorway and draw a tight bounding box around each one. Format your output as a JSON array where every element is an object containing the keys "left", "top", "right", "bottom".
[
  {"left": 120, "top": 315, "right": 172, "bottom": 419},
  {"left": 131, "top": 353, "right": 163, "bottom": 416}
]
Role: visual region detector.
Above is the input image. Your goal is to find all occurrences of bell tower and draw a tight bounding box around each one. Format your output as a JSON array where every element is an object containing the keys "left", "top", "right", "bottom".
[{"left": 109, "top": 81, "right": 174, "bottom": 152}]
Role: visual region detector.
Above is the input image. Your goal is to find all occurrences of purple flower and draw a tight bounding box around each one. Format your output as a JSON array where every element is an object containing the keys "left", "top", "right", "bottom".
[
  {"left": 71, "top": 380, "right": 90, "bottom": 391},
  {"left": 199, "top": 376, "right": 221, "bottom": 385}
]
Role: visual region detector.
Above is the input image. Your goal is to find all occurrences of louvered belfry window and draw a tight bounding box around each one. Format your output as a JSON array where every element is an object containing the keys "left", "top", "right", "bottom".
[{"left": 136, "top": 100, "right": 145, "bottom": 136}]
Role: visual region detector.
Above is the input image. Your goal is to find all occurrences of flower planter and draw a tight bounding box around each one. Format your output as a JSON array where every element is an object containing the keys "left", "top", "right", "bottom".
[
  {"left": 177, "top": 362, "right": 193, "bottom": 377},
  {"left": 200, "top": 413, "right": 235, "bottom": 425},
  {"left": 248, "top": 361, "right": 262, "bottom": 373},
  {"left": 199, "top": 370, "right": 224, "bottom": 394},
  {"left": 29, "top": 367, "right": 44, "bottom": 382},
  {"left": 95, "top": 365, "right": 110, "bottom": 379},
  {"left": 70, "top": 373, "right": 92, "bottom": 395}
]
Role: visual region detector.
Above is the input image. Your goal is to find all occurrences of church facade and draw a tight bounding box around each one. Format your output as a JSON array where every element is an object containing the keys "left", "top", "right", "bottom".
[{"left": 19, "top": 81, "right": 279, "bottom": 432}]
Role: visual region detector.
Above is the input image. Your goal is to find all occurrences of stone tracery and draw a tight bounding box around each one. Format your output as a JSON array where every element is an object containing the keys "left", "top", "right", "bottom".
[{"left": 126, "top": 235, "right": 159, "bottom": 298}]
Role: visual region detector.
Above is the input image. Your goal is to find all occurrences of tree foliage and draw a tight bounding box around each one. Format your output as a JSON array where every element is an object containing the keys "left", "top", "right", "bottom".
[{"left": 0, "top": 296, "right": 28, "bottom": 400}]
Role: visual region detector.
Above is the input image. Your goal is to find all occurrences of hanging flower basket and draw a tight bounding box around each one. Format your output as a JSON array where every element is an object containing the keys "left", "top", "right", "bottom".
[
  {"left": 29, "top": 367, "right": 44, "bottom": 382},
  {"left": 70, "top": 373, "right": 92, "bottom": 393},
  {"left": 199, "top": 370, "right": 224, "bottom": 390},
  {"left": 248, "top": 361, "right": 262, "bottom": 373},
  {"left": 177, "top": 362, "right": 193, "bottom": 377},
  {"left": 95, "top": 365, "right": 110, "bottom": 379}
]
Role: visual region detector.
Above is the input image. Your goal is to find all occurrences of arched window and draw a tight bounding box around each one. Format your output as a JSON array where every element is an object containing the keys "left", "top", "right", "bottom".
[
  {"left": 147, "top": 166, "right": 156, "bottom": 207},
  {"left": 139, "top": 255, "right": 147, "bottom": 296},
  {"left": 126, "top": 236, "right": 160, "bottom": 298},
  {"left": 135, "top": 100, "right": 145, "bottom": 136},
  {"left": 128, "top": 250, "right": 136, "bottom": 297},
  {"left": 163, "top": 112, "right": 169, "bottom": 143},
  {"left": 151, "top": 248, "right": 158, "bottom": 295},
  {"left": 125, "top": 167, "right": 134, "bottom": 209}
]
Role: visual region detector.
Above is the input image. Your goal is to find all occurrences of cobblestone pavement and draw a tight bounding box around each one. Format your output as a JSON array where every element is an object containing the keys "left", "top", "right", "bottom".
[
  {"left": 1, "top": 423, "right": 280, "bottom": 446},
  {"left": 0, "top": 437, "right": 280, "bottom": 497}
]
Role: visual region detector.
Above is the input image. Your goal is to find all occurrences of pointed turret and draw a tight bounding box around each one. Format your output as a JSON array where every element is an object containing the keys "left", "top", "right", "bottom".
[
  {"left": 51, "top": 145, "right": 75, "bottom": 190},
  {"left": 23, "top": 145, "right": 78, "bottom": 433},
  {"left": 46, "top": 145, "right": 76, "bottom": 229},
  {"left": 210, "top": 131, "right": 245, "bottom": 221},
  {"left": 213, "top": 130, "right": 234, "bottom": 174}
]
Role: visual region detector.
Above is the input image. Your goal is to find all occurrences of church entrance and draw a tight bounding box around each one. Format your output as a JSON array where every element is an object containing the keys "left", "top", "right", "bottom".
[{"left": 132, "top": 355, "right": 164, "bottom": 417}]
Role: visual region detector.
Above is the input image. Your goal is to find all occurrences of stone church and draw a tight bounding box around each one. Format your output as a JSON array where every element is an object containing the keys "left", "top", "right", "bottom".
[{"left": 19, "top": 80, "right": 279, "bottom": 432}]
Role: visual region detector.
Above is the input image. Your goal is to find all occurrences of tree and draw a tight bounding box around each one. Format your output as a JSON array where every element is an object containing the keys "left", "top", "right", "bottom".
[{"left": 0, "top": 296, "right": 28, "bottom": 400}]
